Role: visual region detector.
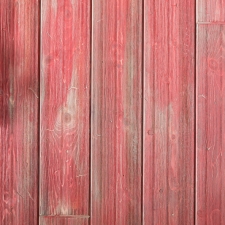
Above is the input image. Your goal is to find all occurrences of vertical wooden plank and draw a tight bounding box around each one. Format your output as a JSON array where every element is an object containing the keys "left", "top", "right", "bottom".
[
  {"left": 196, "top": 25, "right": 225, "bottom": 225},
  {"left": 143, "top": 0, "right": 195, "bottom": 224},
  {"left": 91, "top": 0, "right": 142, "bottom": 224},
  {"left": 0, "top": 0, "right": 39, "bottom": 224},
  {"left": 197, "top": 0, "right": 225, "bottom": 22},
  {"left": 40, "top": 0, "right": 90, "bottom": 216}
]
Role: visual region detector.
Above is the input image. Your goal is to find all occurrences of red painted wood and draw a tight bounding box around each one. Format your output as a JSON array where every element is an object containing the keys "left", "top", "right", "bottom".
[
  {"left": 198, "top": 0, "right": 225, "bottom": 22},
  {"left": 40, "top": 0, "right": 90, "bottom": 216},
  {"left": 91, "top": 0, "right": 142, "bottom": 224},
  {"left": 39, "top": 216, "right": 89, "bottom": 225},
  {"left": 143, "top": 1, "right": 195, "bottom": 224},
  {"left": 197, "top": 25, "right": 225, "bottom": 225},
  {"left": 2, "top": 2, "right": 219, "bottom": 225},
  {"left": 0, "top": 0, "right": 39, "bottom": 224}
]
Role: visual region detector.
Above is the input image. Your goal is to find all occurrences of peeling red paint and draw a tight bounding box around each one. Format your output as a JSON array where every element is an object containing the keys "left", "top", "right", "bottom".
[{"left": 2, "top": 0, "right": 225, "bottom": 225}]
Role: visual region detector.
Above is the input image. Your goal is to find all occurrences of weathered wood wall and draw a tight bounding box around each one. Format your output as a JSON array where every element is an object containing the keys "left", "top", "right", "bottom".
[{"left": 1, "top": 0, "right": 225, "bottom": 225}]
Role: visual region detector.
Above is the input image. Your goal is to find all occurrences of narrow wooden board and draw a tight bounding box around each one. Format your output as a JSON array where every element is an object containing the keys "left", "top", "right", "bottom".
[
  {"left": 143, "top": 1, "right": 195, "bottom": 224},
  {"left": 198, "top": 0, "right": 225, "bottom": 22},
  {"left": 0, "top": 0, "right": 39, "bottom": 224},
  {"left": 39, "top": 216, "right": 89, "bottom": 225},
  {"left": 197, "top": 25, "right": 225, "bottom": 225},
  {"left": 40, "top": 0, "right": 90, "bottom": 215},
  {"left": 91, "top": 0, "right": 142, "bottom": 224}
]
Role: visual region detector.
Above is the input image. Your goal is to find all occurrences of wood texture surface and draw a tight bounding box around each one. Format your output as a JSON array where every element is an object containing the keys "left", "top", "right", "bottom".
[
  {"left": 196, "top": 24, "right": 225, "bottom": 225},
  {"left": 143, "top": 1, "right": 195, "bottom": 224},
  {"left": 0, "top": 1, "right": 39, "bottom": 224},
  {"left": 39, "top": 216, "right": 89, "bottom": 225},
  {"left": 198, "top": 0, "right": 225, "bottom": 22},
  {"left": 3, "top": 1, "right": 225, "bottom": 225},
  {"left": 40, "top": 0, "right": 90, "bottom": 217},
  {"left": 91, "top": 0, "right": 143, "bottom": 224}
]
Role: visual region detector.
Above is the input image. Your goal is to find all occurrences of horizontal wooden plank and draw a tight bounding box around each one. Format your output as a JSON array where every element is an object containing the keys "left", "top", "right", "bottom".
[
  {"left": 198, "top": 0, "right": 225, "bottom": 22},
  {"left": 40, "top": 0, "right": 90, "bottom": 215},
  {"left": 0, "top": 0, "right": 39, "bottom": 224},
  {"left": 39, "top": 216, "right": 89, "bottom": 225},
  {"left": 143, "top": 0, "right": 195, "bottom": 224},
  {"left": 197, "top": 24, "right": 225, "bottom": 225}
]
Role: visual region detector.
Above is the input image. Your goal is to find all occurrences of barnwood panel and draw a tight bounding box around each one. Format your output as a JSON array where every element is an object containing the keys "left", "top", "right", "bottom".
[
  {"left": 91, "top": 0, "right": 142, "bottom": 224},
  {"left": 40, "top": 0, "right": 90, "bottom": 216},
  {"left": 0, "top": 0, "right": 39, "bottom": 224},
  {"left": 197, "top": 25, "right": 225, "bottom": 225},
  {"left": 143, "top": 0, "right": 195, "bottom": 224},
  {"left": 39, "top": 216, "right": 89, "bottom": 225},
  {"left": 198, "top": 0, "right": 225, "bottom": 22}
]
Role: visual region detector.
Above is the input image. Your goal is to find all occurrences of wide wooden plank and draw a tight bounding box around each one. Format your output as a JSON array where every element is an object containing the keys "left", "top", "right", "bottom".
[
  {"left": 39, "top": 216, "right": 89, "bottom": 225},
  {"left": 198, "top": 0, "right": 225, "bottom": 22},
  {"left": 0, "top": 0, "right": 39, "bottom": 224},
  {"left": 197, "top": 25, "right": 225, "bottom": 225},
  {"left": 40, "top": 0, "right": 90, "bottom": 215},
  {"left": 143, "top": 1, "right": 195, "bottom": 224},
  {"left": 91, "top": 0, "right": 142, "bottom": 224}
]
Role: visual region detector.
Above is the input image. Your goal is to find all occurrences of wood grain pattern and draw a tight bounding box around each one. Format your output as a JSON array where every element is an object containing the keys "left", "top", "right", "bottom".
[
  {"left": 91, "top": 0, "right": 142, "bottom": 224},
  {"left": 143, "top": 1, "right": 195, "bottom": 224},
  {"left": 197, "top": 25, "right": 225, "bottom": 225},
  {"left": 0, "top": 0, "right": 39, "bottom": 224},
  {"left": 198, "top": 0, "right": 225, "bottom": 22},
  {"left": 39, "top": 216, "right": 89, "bottom": 225},
  {"left": 40, "top": 0, "right": 90, "bottom": 216}
]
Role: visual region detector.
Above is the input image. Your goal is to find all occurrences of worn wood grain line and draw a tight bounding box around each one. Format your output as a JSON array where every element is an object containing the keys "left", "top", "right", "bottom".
[
  {"left": 39, "top": 217, "right": 89, "bottom": 225},
  {"left": 40, "top": 0, "right": 90, "bottom": 216},
  {"left": 0, "top": 1, "right": 39, "bottom": 224},
  {"left": 91, "top": 0, "right": 143, "bottom": 224},
  {"left": 197, "top": 0, "right": 225, "bottom": 22},
  {"left": 143, "top": 0, "right": 195, "bottom": 224},
  {"left": 196, "top": 24, "right": 225, "bottom": 225}
]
